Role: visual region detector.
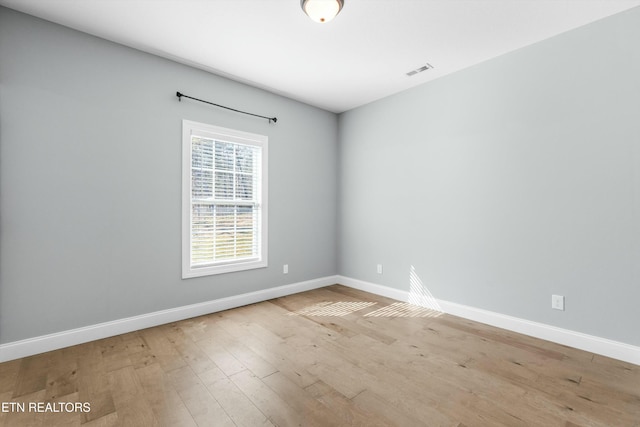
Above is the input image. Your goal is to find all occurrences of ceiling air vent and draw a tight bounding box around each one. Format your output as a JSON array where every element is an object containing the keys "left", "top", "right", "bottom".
[{"left": 406, "top": 63, "right": 433, "bottom": 77}]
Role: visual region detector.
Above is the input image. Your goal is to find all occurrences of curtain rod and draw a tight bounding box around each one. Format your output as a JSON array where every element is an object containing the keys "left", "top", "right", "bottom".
[{"left": 176, "top": 92, "right": 277, "bottom": 124}]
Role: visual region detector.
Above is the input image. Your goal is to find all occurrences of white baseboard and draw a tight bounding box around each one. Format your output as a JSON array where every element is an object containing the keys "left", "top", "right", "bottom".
[
  {"left": 3, "top": 275, "right": 638, "bottom": 366},
  {"left": 337, "top": 275, "right": 640, "bottom": 366},
  {"left": 0, "top": 276, "right": 337, "bottom": 363}
]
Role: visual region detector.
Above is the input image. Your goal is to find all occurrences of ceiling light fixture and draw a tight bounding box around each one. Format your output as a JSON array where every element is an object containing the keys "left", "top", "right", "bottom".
[{"left": 301, "top": 0, "right": 344, "bottom": 23}]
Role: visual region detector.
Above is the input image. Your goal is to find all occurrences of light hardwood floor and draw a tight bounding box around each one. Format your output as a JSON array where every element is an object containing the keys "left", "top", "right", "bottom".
[{"left": 1, "top": 285, "right": 638, "bottom": 426}]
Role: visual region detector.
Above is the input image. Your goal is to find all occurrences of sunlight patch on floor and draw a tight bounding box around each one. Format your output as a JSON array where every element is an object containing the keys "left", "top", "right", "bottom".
[
  {"left": 287, "top": 301, "right": 377, "bottom": 317},
  {"left": 364, "top": 302, "right": 442, "bottom": 318}
]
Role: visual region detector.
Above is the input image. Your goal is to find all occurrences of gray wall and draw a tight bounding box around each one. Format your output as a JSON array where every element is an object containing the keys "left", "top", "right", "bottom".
[
  {"left": 2, "top": 4, "right": 639, "bottom": 349},
  {"left": 0, "top": 7, "right": 338, "bottom": 344},
  {"left": 339, "top": 7, "right": 640, "bottom": 346}
]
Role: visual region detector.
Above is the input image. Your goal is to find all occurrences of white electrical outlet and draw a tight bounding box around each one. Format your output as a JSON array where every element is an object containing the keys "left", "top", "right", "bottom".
[
  {"left": 552, "top": 295, "right": 565, "bottom": 311},
  {"left": 377, "top": 264, "right": 383, "bottom": 274},
  {"left": 283, "top": 264, "right": 288, "bottom": 274}
]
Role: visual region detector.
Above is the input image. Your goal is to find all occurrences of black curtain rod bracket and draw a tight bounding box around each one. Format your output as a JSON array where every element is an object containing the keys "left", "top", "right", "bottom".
[{"left": 176, "top": 91, "right": 277, "bottom": 124}]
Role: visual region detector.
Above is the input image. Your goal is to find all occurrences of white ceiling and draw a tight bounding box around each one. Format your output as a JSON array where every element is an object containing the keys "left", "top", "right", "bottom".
[{"left": 2, "top": 0, "right": 640, "bottom": 113}]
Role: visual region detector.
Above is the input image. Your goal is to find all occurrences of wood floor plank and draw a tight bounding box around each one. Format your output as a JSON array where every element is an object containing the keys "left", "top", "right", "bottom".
[
  {"left": 120, "top": 334, "right": 148, "bottom": 356},
  {"left": 165, "top": 365, "right": 202, "bottom": 393},
  {"left": 138, "top": 327, "right": 187, "bottom": 373},
  {"left": 177, "top": 383, "right": 235, "bottom": 427},
  {"left": 214, "top": 318, "right": 320, "bottom": 388},
  {"left": 196, "top": 336, "right": 247, "bottom": 377},
  {"left": 288, "top": 343, "right": 370, "bottom": 399},
  {"left": 349, "top": 389, "right": 432, "bottom": 427},
  {"left": 80, "top": 412, "right": 119, "bottom": 427},
  {"left": 135, "top": 363, "right": 197, "bottom": 427},
  {"left": 109, "top": 396, "right": 158, "bottom": 427},
  {"left": 203, "top": 376, "right": 274, "bottom": 427},
  {"left": 107, "top": 366, "right": 144, "bottom": 406},
  {"left": 196, "top": 365, "right": 228, "bottom": 389},
  {"left": 304, "top": 380, "right": 398, "bottom": 427},
  {"left": 107, "top": 365, "right": 157, "bottom": 427},
  {"left": 229, "top": 369, "right": 307, "bottom": 427},
  {"left": 3, "top": 389, "right": 47, "bottom": 427},
  {"left": 0, "top": 360, "right": 20, "bottom": 395},
  {"left": 12, "top": 353, "right": 50, "bottom": 398},
  {"left": 261, "top": 371, "right": 343, "bottom": 427},
  {"left": 198, "top": 322, "right": 278, "bottom": 379},
  {"left": 44, "top": 347, "right": 78, "bottom": 401},
  {"left": 75, "top": 342, "right": 116, "bottom": 424},
  {"left": 163, "top": 326, "right": 217, "bottom": 375},
  {"left": 40, "top": 391, "right": 82, "bottom": 427},
  {"left": 0, "top": 391, "right": 14, "bottom": 427}
]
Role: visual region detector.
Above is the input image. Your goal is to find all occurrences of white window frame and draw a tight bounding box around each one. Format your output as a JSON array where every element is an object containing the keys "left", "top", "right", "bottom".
[{"left": 182, "top": 120, "right": 268, "bottom": 278}]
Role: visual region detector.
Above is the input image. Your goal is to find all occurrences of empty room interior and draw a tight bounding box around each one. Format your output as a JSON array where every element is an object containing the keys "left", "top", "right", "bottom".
[{"left": 1, "top": 1, "right": 639, "bottom": 425}]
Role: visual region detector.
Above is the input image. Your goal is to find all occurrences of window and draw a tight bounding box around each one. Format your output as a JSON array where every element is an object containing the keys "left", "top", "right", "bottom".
[{"left": 182, "top": 120, "right": 267, "bottom": 278}]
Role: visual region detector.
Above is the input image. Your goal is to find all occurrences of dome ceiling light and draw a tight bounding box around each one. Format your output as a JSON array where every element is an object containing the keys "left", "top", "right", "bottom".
[{"left": 301, "top": 0, "right": 344, "bottom": 23}]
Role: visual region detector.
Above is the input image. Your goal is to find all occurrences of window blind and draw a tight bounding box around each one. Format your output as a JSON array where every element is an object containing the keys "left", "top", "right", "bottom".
[{"left": 191, "top": 137, "right": 262, "bottom": 266}]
